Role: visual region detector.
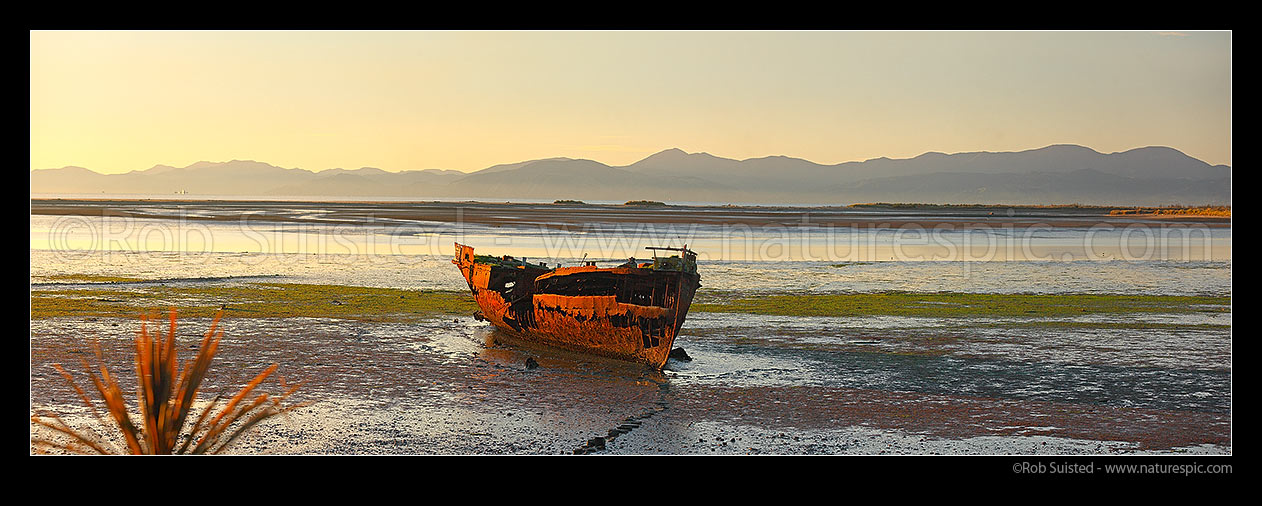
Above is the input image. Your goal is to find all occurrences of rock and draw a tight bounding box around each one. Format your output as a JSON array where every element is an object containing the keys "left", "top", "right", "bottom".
[
  {"left": 669, "top": 347, "right": 692, "bottom": 361},
  {"left": 525, "top": 357, "right": 539, "bottom": 370}
]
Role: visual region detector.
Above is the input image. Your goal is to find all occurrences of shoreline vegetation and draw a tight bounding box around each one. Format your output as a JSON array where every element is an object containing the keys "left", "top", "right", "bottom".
[
  {"left": 1107, "top": 206, "right": 1231, "bottom": 217},
  {"left": 851, "top": 203, "right": 1231, "bottom": 217},
  {"left": 30, "top": 309, "right": 302, "bottom": 455},
  {"left": 30, "top": 281, "right": 1229, "bottom": 326}
]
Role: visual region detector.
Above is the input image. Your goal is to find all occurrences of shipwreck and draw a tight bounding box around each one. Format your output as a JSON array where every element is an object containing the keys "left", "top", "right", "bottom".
[{"left": 453, "top": 242, "right": 701, "bottom": 369}]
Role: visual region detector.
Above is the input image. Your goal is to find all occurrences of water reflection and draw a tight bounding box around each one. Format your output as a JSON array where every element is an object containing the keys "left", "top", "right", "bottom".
[{"left": 31, "top": 213, "right": 1230, "bottom": 263}]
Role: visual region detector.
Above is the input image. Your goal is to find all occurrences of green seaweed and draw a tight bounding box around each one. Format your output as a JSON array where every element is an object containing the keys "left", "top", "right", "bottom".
[
  {"left": 31, "top": 279, "right": 1230, "bottom": 327},
  {"left": 31, "top": 282, "right": 477, "bottom": 322},
  {"left": 689, "top": 292, "right": 1230, "bottom": 318},
  {"left": 35, "top": 274, "right": 148, "bottom": 283},
  {"left": 963, "top": 321, "right": 1230, "bottom": 331}
]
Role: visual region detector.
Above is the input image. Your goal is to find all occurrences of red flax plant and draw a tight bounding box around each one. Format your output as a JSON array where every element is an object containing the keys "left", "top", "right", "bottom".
[{"left": 31, "top": 309, "right": 303, "bottom": 454}]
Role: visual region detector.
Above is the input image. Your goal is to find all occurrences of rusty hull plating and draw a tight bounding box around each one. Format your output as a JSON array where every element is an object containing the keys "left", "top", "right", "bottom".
[{"left": 453, "top": 243, "right": 700, "bottom": 369}]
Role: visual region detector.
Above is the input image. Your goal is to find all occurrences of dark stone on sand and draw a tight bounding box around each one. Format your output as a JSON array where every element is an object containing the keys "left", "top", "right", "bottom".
[
  {"left": 525, "top": 357, "right": 539, "bottom": 369},
  {"left": 669, "top": 347, "right": 692, "bottom": 361}
]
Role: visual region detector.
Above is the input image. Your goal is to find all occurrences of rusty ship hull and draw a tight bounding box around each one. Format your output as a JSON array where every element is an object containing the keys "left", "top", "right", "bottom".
[{"left": 453, "top": 243, "right": 700, "bottom": 369}]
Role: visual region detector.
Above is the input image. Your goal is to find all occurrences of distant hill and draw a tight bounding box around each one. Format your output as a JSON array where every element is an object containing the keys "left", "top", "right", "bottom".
[
  {"left": 31, "top": 160, "right": 319, "bottom": 195},
  {"left": 30, "top": 145, "right": 1231, "bottom": 205},
  {"left": 828, "top": 169, "right": 1230, "bottom": 205},
  {"left": 439, "top": 158, "right": 740, "bottom": 202}
]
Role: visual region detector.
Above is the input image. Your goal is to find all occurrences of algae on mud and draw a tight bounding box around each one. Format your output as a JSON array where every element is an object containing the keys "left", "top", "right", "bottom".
[
  {"left": 34, "top": 274, "right": 149, "bottom": 284},
  {"left": 30, "top": 282, "right": 477, "bottom": 322},
  {"left": 30, "top": 276, "right": 1232, "bottom": 454},
  {"left": 32, "top": 280, "right": 1229, "bottom": 324},
  {"left": 690, "top": 292, "right": 1230, "bottom": 319}
]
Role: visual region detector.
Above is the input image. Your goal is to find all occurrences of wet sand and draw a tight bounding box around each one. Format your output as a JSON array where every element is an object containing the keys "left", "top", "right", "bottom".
[
  {"left": 29, "top": 198, "right": 1232, "bottom": 230},
  {"left": 31, "top": 309, "right": 1230, "bottom": 455},
  {"left": 29, "top": 199, "right": 1231, "bottom": 456}
]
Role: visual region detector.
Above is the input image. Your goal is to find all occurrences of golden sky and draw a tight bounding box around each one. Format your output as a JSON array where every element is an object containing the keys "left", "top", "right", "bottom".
[{"left": 30, "top": 30, "right": 1232, "bottom": 174}]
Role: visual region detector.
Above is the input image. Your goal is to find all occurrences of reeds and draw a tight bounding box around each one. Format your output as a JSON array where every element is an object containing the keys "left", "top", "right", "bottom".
[{"left": 31, "top": 308, "right": 302, "bottom": 455}]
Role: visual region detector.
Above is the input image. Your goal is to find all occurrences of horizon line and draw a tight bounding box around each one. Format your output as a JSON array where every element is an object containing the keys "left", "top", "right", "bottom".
[{"left": 31, "top": 142, "right": 1218, "bottom": 175}]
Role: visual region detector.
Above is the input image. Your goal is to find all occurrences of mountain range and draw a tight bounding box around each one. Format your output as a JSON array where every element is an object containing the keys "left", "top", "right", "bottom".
[{"left": 29, "top": 145, "right": 1231, "bottom": 205}]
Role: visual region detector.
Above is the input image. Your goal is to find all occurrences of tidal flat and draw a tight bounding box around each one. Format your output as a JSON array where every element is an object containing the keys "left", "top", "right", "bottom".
[
  {"left": 30, "top": 280, "right": 1231, "bottom": 455},
  {"left": 30, "top": 281, "right": 1229, "bottom": 325},
  {"left": 31, "top": 281, "right": 476, "bottom": 321},
  {"left": 28, "top": 199, "right": 1231, "bottom": 455}
]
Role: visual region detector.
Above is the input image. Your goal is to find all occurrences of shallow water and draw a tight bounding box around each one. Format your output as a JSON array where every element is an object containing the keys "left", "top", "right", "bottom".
[
  {"left": 30, "top": 210, "right": 1231, "bottom": 296},
  {"left": 31, "top": 212, "right": 1231, "bottom": 262},
  {"left": 30, "top": 249, "right": 1232, "bottom": 299}
]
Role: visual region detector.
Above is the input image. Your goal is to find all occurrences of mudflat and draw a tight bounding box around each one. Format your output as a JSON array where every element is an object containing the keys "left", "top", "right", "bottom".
[
  {"left": 30, "top": 281, "right": 1231, "bottom": 455},
  {"left": 29, "top": 198, "right": 1231, "bottom": 455},
  {"left": 29, "top": 198, "right": 1232, "bottom": 229}
]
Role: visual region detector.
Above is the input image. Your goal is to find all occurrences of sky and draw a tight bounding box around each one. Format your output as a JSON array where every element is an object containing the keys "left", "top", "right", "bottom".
[{"left": 30, "top": 30, "right": 1232, "bottom": 174}]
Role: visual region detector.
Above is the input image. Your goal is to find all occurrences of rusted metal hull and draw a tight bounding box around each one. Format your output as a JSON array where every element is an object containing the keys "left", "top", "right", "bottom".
[{"left": 453, "top": 243, "right": 700, "bottom": 369}]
